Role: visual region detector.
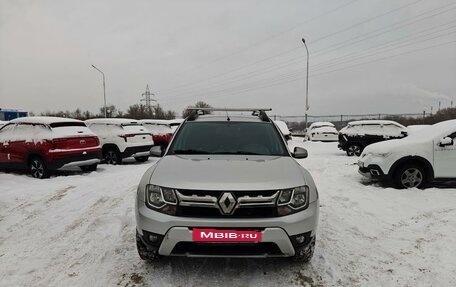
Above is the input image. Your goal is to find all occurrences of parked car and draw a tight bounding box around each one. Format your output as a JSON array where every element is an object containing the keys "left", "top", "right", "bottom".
[
  {"left": 358, "top": 119, "right": 456, "bottom": 189},
  {"left": 139, "top": 120, "right": 173, "bottom": 147},
  {"left": 85, "top": 118, "right": 154, "bottom": 164},
  {"left": 135, "top": 108, "right": 319, "bottom": 262},
  {"left": 167, "top": 118, "right": 185, "bottom": 133},
  {"left": 305, "top": 122, "right": 338, "bottom": 142},
  {"left": 338, "top": 120, "right": 407, "bottom": 156},
  {"left": 274, "top": 120, "right": 292, "bottom": 140},
  {"left": 407, "top": 125, "right": 430, "bottom": 134},
  {"left": 0, "top": 117, "right": 101, "bottom": 178}
]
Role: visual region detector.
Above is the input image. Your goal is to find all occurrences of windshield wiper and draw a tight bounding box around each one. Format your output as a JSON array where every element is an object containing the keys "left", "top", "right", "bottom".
[{"left": 173, "top": 149, "right": 212, "bottom": 154}]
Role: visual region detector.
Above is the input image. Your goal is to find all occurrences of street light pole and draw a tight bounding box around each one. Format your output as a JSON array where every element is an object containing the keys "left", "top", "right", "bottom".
[
  {"left": 301, "top": 38, "right": 309, "bottom": 130},
  {"left": 91, "top": 64, "right": 107, "bottom": 118}
]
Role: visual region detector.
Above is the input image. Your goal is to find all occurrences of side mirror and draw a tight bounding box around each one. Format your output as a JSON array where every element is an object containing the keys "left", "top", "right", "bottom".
[
  {"left": 150, "top": 145, "right": 165, "bottom": 157},
  {"left": 439, "top": 137, "right": 454, "bottom": 147},
  {"left": 293, "top": 147, "right": 308, "bottom": 159}
]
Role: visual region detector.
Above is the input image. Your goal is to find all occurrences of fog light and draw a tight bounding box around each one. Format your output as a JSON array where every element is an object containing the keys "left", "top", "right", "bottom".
[
  {"left": 295, "top": 235, "right": 305, "bottom": 244},
  {"left": 149, "top": 234, "right": 159, "bottom": 242}
]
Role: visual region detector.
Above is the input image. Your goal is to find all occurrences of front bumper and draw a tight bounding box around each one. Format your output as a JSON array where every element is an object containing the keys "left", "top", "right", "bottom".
[
  {"left": 357, "top": 160, "right": 388, "bottom": 180},
  {"left": 136, "top": 199, "right": 319, "bottom": 257}
]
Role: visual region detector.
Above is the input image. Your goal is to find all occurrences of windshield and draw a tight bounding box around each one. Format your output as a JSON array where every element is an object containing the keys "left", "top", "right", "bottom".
[{"left": 168, "top": 121, "right": 289, "bottom": 156}]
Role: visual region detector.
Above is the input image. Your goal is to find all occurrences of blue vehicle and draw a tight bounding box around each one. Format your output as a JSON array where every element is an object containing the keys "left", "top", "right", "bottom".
[{"left": 0, "top": 108, "right": 28, "bottom": 121}]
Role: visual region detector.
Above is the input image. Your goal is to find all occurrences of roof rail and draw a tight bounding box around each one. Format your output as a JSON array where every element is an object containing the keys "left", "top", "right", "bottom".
[{"left": 186, "top": 107, "right": 272, "bottom": 122}]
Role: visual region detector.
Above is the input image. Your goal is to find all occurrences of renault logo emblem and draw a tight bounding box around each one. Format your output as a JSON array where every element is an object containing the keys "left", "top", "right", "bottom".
[{"left": 218, "top": 192, "right": 236, "bottom": 214}]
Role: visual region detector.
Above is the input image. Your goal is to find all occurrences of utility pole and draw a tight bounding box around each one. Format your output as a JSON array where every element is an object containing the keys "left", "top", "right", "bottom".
[
  {"left": 438, "top": 101, "right": 441, "bottom": 112},
  {"left": 141, "top": 84, "right": 156, "bottom": 110},
  {"left": 91, "top": 65, "right": 107, "bottom": 118},
  {"left": 302, "top": 38, "right": 310, "bottom": 130}
]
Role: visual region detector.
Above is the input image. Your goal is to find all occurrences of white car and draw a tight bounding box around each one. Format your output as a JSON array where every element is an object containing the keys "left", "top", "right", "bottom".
[
  {"left": 358, "top": 119, "right": 456, "bottom": 189},
  {"left": 274, "top": 120, "right": 292, "bottom": 140},
  {"left": 305, "top": 122, "right": 338, "bottom": 142},
  {"left": 85, "top": 118, "right": 154, "bottom": 164}
]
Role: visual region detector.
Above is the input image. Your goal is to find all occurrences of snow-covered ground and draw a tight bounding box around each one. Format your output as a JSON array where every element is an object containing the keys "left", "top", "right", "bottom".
[{"left": 1, "top": 140, "right": 455, "bottom": 287}]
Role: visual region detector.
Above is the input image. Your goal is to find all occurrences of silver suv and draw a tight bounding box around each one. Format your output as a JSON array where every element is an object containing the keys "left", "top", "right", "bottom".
[{"left": 135, "top": 108, "right": 319, "bottom": 262}]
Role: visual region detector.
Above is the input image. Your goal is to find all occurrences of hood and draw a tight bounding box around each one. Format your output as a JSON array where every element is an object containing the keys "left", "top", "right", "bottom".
[
  {"left": 149, "top": 155, "right": 307, "bottom": 190},
  {"left": 363, "top": 137, "right": 428, "bottom": 155}
]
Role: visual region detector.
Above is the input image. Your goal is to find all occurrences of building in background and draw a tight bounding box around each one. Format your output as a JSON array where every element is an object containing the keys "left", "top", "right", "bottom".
[{"left": 0, "top": 108, "right": 28, "bottom": 121}]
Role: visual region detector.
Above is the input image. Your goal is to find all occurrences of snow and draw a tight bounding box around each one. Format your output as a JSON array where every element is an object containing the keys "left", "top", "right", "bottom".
[
  {"left": 273, "top": 120, "right": 291, "bottom": 136},
  {"left": 340, "top": 120, "right": 407, "bottom": 137},
  {"left": 85, "top": 118, "right": 140, "bottom": 125},
  {"left": 1, "top": 141, "right": 456, "bottom": 286},
  {"left": 309, "top": 122, "right": 335, "bottom": 129},
  {"left": 10, "top": 116, "right": 83, "bottom": 125}
]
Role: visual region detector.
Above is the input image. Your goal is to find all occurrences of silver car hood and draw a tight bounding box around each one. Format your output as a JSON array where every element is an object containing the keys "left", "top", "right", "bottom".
[{"left": 149, "top": 155, "right": 307, "bottom": 190}]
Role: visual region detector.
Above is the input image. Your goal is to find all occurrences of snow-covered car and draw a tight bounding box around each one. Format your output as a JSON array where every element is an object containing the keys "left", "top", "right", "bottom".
[
  {"left": 358, "top": 119, "right": 456, "bottom": 189},
  {"left": 85, "top": 118, "right": 154, "bottom": 164},
  {"left": 407, "top": 125, "right": 430, "bottom": 134},
  {"left": 305, "top": 122, "right": 338, "bottom": 142},
  {"left": 135, "top": 108, "right": 319, "bottom": 262},
  {"left": 0, "top": 117, "right": 102, "bottom": 178},
  {"left": 274, "top": 120, "right": 292, "bottom": 140},
  {"left": 0, "top": 121, "right": 7, "bottom": 128},
  {"left": 139, "top": 119, "right": 173, "bottom": 147},
  {"left": 167, "top": 118, "right": 184, "bottom": 133},
  {"left": 338, "top": 120, "right": 408, "bottom": 156}
]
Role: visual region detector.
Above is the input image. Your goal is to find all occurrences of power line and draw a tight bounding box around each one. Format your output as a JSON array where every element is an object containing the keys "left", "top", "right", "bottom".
[
  {"left": 161, "top": 0, "right": 361, "bottom": 86},
  {"left": 160, "top": 40, "right": 456, "bottom": 104},
  {"left": 161, "top": 16, "right": 456, "bottom": 98},
  {"left": 159, "top": 0, "right": 424, "bottom": 93}
]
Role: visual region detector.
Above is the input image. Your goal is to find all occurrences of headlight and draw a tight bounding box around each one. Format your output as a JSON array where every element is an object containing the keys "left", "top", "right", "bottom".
[
  {"left": 146, "top": 184, "right": 177, "bottom": 215},
  {"left": 277, "top": 186, "right": 310, "bottom": 216}
]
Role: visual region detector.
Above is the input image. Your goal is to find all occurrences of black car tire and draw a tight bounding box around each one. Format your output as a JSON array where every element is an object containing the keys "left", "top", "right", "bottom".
[
  {"left": 136, "top": 230, "right": 160, "bottom": 262},
  {"left": 29, "top": 157, "right": 50, "bottom": 179},
  {"left": 103, "top": 148, "right": 121, "bottom": 165},
  {"left": 291, "top": 236, "right": 315, "bottom": 263},
  {"left": 346, "top": 144, "right": 362, "bottom": 157},
  {"left": 394, "top": 164, "right": 427, "bottom": 189}
]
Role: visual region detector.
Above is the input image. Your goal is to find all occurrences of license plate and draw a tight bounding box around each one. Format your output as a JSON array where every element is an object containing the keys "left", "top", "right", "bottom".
[{"left": 192, "top": 228, "right": 262, "bottom": 242}]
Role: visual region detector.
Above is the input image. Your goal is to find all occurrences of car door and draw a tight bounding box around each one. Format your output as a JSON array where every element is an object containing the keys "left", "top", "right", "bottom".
[
  {"left": 433, "top": 130, "right": 456, "bottom": 178},
  {"left": 7, "top": 123, "right": 34, "bottom": 165},
  {"left": 0, "top": 124, "right": 16, "bottom": 164}
]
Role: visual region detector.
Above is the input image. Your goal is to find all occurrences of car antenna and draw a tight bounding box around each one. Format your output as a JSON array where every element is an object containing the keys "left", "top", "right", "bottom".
[{"left": 225, "top": 108, "right": 230, "bottom": 121}]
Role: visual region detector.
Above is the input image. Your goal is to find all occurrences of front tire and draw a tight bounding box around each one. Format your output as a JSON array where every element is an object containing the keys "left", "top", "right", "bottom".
[
  {"left": 292, "top": 236, "right": 315, "bottom": 263},
  {"left": 29, "top": 157, "right": 50, "bottom": 179},
  {"left": 136, "top": 230, "right": 160, "bottom": 262},
  {"left": 394, "top": 164, "right": 427, "bottom": 189}
]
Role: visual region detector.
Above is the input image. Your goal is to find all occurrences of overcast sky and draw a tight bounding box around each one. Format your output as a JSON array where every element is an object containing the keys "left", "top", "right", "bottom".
[{"left": 1, "top": 0, "right": 455, "bottom": 118}]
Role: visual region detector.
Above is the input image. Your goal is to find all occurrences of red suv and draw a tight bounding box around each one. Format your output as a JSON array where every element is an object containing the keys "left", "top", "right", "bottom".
[{"left": 0, "top": 117, "right": 102, "bottom": 178}]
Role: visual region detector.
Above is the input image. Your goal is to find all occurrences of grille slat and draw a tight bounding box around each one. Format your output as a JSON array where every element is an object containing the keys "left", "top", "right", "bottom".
[{"left": 175, "top": 189, "right": 279, "bottom": 218}]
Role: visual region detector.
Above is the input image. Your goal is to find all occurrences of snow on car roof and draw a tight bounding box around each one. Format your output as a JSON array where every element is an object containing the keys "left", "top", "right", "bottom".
[
  {"left": 139, "top": 119, "right": 170, "bottom": 125},
  {"left": 406, "top": 119, "right": 456, "bottom": 140},
  {"left": 274, "top": 120, "right": 290, "bottom": 135},
  {"left": 85, "top": 118, "right": 140, "bottom": 125},
  {"left": 348, "top": 120, "right": 405, "bottom": 127},
  {"left": 309, "top": 121, "right": 334, "bottom": 127},
  {"left": 9, "top": 116, "right": 83, "bottom": 125}
]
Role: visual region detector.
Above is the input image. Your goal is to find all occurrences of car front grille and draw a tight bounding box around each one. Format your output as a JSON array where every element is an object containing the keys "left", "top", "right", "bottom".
[
  {"left": 171, "top": 242, "right": 283, "bottom": 256},
  {"left": 175, "top": 189, "right": 279, "bottom": 218}
]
